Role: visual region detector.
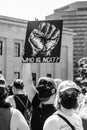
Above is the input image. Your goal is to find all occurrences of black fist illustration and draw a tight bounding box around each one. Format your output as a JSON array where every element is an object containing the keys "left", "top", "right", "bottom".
[{"left": 28, "top": 22, "right": 60, "bottom": 56}]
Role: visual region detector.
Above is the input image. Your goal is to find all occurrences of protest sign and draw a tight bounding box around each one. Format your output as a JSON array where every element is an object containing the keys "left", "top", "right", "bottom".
[{"left": 23, "top": 20, "right": 63, "bottom": 63}]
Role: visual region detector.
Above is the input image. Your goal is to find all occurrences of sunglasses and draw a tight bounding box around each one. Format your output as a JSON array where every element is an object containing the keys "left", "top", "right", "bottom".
[{"left": 60, "top": 91, "right": 79, "bottom": 99}]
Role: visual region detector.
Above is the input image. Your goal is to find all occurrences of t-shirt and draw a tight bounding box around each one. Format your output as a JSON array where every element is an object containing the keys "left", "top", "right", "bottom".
[
  {"left": 0, "top": 107, "right": 12, "bottom": 130},
  {"left": 43, "top": 110, "right": 83, "bottom": 130},
  {"left": 14, "top": 94, "right": 31, "bottom": 116}
]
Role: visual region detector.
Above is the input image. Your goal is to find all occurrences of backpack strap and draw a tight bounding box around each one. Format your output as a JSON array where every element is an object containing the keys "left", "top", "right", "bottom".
[
  {"left": 14, "top": 95, "right": 31, "bottom": 108},
  {"left": 14, "top": 95, "right": 26, "bottom": 108},
  {"left": 25, "top": 96, "right": 29, "bottom": 108},
  {"left": 57, "top": 114, "right": 76, "bottom": 130}
]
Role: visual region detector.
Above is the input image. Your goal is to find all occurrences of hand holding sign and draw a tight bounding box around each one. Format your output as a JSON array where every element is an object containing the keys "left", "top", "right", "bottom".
[{"left": 28, "top": 22, "right": 60, "bottom": 56}]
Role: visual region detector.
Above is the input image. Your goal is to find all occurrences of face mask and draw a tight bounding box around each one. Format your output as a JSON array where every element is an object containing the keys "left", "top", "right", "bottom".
[{"left": 60, "top": 91, "right": 78, "bottom": 109}]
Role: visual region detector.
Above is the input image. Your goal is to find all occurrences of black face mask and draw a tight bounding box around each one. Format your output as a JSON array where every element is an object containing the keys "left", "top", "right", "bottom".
[{"left": 60, "top": 91, "right": 79, "bottom": 109}]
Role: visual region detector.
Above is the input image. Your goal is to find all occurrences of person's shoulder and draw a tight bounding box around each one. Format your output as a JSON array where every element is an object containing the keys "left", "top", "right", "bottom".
[
  {"left": 10, "top": 108, "right": 30, "bottom": 130},
  {"left": 10, "top": 107, "right": 20, "bottom": 123},
  {"left": 6, "top": 95, "right": 14, "bottom": 102},
  {"left": 11, "top": 107, "right": 21, "bottom": 116},
  {"left": 43, "top": 113, "right": 59, "bottom": 130},
  {"left": 73, "top": 112, "right": 83, "bottom": 123},
  {"left": 73, "top": 111, "right": 80, "bottom": 117},
  {"left": 79, "top": 108, "right": 87, "bottom": 119},
  {"left": 11, "top": 107, "right": 25, "bottom": 123},
  {"left": 7, "top": 95, "right": 14, "bottom": 99},
  {"left": 45, "top": 111, "right": 60, "bottom": 124}
]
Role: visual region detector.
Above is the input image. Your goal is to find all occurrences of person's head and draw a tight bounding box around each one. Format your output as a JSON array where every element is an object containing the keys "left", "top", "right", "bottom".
[
  {"left": 8, "top": 84, "right": 13, "bottom": 95},
  {"left": 78, "top": 57, "right": 87, "bottom": 68},
  {"left": 12, "top": 79, "right": 24, "bottom": 94},
  {"left": 36, "top": 77, "right": 56, "bottom": 103},
  {"left": 55, "top": 80, "right": 80, "bottom": 110},
  {"left": 0, "top": 74, "right": 7, "bottom": 101}
]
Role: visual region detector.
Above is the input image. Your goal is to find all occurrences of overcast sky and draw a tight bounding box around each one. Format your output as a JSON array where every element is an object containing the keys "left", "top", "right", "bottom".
[{"left": 0, "top": 0, "right": 84, "bottom": 20}]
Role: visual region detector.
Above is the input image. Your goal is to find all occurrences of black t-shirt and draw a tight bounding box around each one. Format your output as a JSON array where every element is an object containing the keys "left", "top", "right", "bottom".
[
  {"left": 31, "top": 93, "right": 56, "bottom": 130},
  {"left": 14, "top": 94, "right": 31, "bottom": 116},
  {"left": 81, "top": 118, "right": 87, "bottom": 130}
]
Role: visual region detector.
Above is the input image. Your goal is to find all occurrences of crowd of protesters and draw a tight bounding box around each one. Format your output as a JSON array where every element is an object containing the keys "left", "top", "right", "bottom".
[
  {"left": 0, "top": 74, "right": 30, "bottom": 130},
  {"left": 1, "top": 57, "right": 87, "bottom": 130}
]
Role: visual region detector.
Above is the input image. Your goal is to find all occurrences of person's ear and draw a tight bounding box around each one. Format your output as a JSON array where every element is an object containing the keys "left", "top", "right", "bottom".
[{"left": 58, "top": 96, "right": 61, "bottom": 102}]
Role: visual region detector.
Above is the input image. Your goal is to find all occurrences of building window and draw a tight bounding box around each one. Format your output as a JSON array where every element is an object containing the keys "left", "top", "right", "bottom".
[
  {"left": 47, "top": 74, "right": 52, "bottom": 78},
  {"left": 32, "top": 73, "right": 36, "bottom": 86},
  {"left": 0, "top": 71, "right": 2, "bottom": 74},
  {"left": 14, "top": 43, "right": 20, "bottom": 57},
  {"left": 78, "top": 8, "right": 87, "bottom": 11},
  {"left": 14, "top": 72, "right": 20, "bottom": 79},
  {"left": 0, "top": 70, "right": 2, "bottom": 74},
  {"left": 0, "top": 41, "right": 3, "bottom": 55}
]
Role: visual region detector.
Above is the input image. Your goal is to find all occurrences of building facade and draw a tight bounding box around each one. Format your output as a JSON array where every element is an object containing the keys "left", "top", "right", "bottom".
[
  {"left": 0, "top": 16, "right": 27, "bottom": 84},
  {"left": 45, "top": 1, "right": 87, "bottom": 78},
  {"left": 0, "top": 15, "right": 74, "bottom": 85}
]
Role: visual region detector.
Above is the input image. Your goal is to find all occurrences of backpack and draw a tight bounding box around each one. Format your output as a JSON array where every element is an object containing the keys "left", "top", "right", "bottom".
[{"left": 14, "top": 95, "right": 31, "bottom": 126}]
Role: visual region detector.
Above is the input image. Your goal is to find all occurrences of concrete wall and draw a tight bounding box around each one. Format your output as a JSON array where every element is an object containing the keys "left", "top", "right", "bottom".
[{"left": 0, "top": 16, "right": 27, "bottom": 84}]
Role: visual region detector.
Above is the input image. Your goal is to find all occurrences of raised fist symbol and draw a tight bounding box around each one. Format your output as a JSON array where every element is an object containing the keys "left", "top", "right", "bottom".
[{"left": 28, "top": 22, "right": 60, "bottom": 56}]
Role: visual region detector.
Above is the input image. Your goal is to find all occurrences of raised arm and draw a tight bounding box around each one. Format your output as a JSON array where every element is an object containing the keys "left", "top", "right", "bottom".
[{"left": 10, "top": 108, "right": 30, "bottom": 130}]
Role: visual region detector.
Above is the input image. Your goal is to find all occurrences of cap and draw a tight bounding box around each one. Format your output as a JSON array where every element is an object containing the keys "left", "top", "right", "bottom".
[
  {"left": 0, "top": 74, "right": 5, "bottom": 88},
  {"left": 37, "top": 77, "right": 56, "bottom": 99},
  {"left": 13, "top": 79, "right": 24, "bottom": 89},
  {"left": 57, "top": 80, "right": 80, "bottom": 93}
]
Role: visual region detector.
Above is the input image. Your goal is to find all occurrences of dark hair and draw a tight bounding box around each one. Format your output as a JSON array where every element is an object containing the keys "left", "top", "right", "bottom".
[
  {"left": 8, "top": 85, "right": 13, "bottom": 95},
  {"left": 0, "top": 87, "right": 11, "bottom": 108},
  {"left": 13, "top": 79, "right": 24, "bottom": 90}
]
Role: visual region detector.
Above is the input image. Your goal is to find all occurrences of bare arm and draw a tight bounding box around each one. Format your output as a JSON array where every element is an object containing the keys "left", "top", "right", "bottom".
[
  {"left": 6, "top": 96, "right": 16, "bottom": 108},
  {"left": 10, "top": 108, "right": 30, "bottom": 130},
  {"left": 43, "top": 116, "right": 58, "bottom": 130}
]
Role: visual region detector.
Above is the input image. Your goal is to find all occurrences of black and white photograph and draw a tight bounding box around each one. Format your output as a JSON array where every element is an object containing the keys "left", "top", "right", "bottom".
[{"left": 0, "top": 0, "right": 86, "bottom": 130}]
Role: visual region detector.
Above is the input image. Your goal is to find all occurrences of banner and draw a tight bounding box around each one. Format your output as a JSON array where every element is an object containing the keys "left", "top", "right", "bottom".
[{"left": 22, "top": 20, "right": 63, "bottom": 63}]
